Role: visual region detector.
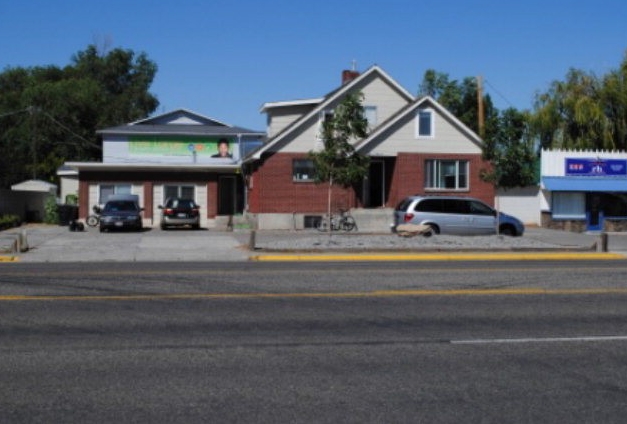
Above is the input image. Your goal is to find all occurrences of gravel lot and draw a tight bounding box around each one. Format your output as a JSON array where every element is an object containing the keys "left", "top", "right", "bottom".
[{"left": 253, "top": 232, "right": 576, "bottom": 252}]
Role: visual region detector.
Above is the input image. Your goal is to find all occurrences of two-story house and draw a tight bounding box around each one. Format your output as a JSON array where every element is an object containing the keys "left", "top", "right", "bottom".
[{"left": 245, "top": 65, "right": 494, "bottom": 230}]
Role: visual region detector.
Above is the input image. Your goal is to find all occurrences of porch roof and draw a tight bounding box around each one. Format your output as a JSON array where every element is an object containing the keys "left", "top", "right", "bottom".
[{"left": 542, "top": 176, "right": 627, "bottom": 192}]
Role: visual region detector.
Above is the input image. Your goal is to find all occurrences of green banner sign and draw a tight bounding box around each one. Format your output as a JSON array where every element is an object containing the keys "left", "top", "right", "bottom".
[{"left": 128, "top": 136, "right": 234, "bottom": 157}]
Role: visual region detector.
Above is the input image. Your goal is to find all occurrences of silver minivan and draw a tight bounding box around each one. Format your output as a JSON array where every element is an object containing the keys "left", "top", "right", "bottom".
[{"left": 393, "top": 195, "right": 524, "bottom": 236}]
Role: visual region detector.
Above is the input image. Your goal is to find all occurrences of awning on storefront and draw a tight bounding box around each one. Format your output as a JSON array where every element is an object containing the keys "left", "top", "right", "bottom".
[{"left": 542, "top": 176, "right": 627, "bottom": 192}]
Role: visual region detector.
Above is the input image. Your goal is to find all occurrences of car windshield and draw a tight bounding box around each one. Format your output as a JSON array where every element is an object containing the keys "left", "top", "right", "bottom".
[
  {"left": 104, "top": 200, "right": 139, "bottom": 212},
  {"left": 167, "top": 199, "right": 196, "bottom": 209}
]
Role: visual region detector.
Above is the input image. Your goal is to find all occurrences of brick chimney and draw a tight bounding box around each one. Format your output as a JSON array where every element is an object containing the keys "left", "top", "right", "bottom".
[{"left": 342, "top": 69, "right": 360, "bottom": 85}]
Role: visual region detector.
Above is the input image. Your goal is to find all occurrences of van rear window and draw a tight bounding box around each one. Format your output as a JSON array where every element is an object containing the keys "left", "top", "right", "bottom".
[
  {"left": 395, "top": 198, "right": 414, "bottom": 211},
  {"left": 415, "top": 199, "right": 441, "bottom": 212}
]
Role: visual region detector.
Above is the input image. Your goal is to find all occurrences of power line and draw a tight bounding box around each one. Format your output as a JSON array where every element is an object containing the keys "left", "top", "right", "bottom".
[
  {"left": 39, "top": 110, "right": 101, "bottom": 151},
  {"left": 484, "top": 79, "right": 516, "bottom": 109}
]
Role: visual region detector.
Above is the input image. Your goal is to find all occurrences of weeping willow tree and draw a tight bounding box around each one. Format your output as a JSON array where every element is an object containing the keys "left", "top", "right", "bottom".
[{"left": 532, "top": 52, "right": 627, "bottom": 151}]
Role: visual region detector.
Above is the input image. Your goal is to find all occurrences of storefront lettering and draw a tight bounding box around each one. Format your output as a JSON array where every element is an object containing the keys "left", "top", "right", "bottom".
[{"left": 565, "top": 158, "right": 627, "bottom": 176}]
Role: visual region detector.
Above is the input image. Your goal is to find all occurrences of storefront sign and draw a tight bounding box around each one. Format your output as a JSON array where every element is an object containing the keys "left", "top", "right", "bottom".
[
  {"left": 128, "top": 135, "right": 237, "bottom": 160},
  {"left": 565, "top": 158, "right": 627, "bottom": 176}
]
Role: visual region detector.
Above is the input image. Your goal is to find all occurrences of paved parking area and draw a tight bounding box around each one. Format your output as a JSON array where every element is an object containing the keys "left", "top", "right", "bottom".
[
  {"left": 3, "top": 226, "right": 251, "bottom": 263},
  {"left": 1, "top": 224, "right": 626, "bottom": 262}
]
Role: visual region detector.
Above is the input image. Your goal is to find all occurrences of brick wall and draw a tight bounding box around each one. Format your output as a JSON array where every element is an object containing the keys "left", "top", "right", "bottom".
[
  {"left": 248, "top": 153, "right": 355, "bottom": 213},
  {"left": 387, "top": 153, "right": 495, "bottom": 207},
  {"left": 248, "top": 152, "right": 495, "bottom": 213}
]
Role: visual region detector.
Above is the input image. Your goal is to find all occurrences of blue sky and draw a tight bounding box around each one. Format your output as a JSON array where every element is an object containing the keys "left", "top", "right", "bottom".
[{"left": 1, "top": 0, "right": 626, "bottom": 130}]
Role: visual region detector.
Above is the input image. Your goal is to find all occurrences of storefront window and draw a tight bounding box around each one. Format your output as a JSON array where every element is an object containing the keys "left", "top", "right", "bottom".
[
  {"left": 552, "top": 192, "right": 585, "bottom": 219},
  {"left": 164, "top": 185, "right": 195, "bottom": 201},
  {"left": 598, "top": 193, "right": 627, "bottom": 217},
  {"left": 99, "top": 184, "right": 131, "bottom": 204}
]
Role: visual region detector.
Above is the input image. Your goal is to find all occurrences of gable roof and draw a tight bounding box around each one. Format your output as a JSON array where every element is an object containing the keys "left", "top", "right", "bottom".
[
  {"left": 248, "top": 65, "right": 414, "bottom": 160},
  {"left": 98, "top": 108, "right": 264, "bottom": 137},
  {"left": 354, "top": 95, "right": 483, "bottom": 153},
  {"left": 130, "top": 108, "right": 229, "bottom": 126}
]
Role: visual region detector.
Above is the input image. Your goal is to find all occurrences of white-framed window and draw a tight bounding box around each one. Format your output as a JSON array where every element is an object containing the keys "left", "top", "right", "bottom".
[
  {"left": 364, "top": 106, "right": 377, "bottom": 129},
  {"left": 163, "top": 185, "right": 195, "bottom": 202},
  {"left": 293, "top": 159, "right": 316, "bottom": 182},
  {"left": 425, "top": 160, "right": 468, "bottom": 190},
  {"left": 315, "top": 109, "right": 334, "bottom": 142},
  {"left": 552, "top": 192, "right": 585, "bottom": 219},
  {"left": 99, "top": 184, "right": 131, "bottom": 204},
  {"left": 416, "top": 109, "right": 434, "bottom": 138}
]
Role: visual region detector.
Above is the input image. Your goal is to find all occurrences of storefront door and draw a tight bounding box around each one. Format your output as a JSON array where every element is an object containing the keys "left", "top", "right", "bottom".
[{"left": 586, "top": 193, "right": 604, "bottom": 231}]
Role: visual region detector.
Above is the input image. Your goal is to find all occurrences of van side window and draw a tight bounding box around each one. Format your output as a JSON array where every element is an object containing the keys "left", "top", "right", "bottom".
[
  {"left": 469, "top": 200, "right": 494, "bottom": 215},
  {"left": 415, "top": 199, "right": 441, "bottom": 212},
  {"left": 442, "top": 199, "right": 469, "bottom": 214}
]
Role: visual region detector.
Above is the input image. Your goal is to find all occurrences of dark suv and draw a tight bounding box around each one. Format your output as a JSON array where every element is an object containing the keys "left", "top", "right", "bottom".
[
  {"left": 99, "top": 195, "right": 143, "bottom": 232},
  {"left": 158, "top": 198, "right": 200, "bottom": 230}
]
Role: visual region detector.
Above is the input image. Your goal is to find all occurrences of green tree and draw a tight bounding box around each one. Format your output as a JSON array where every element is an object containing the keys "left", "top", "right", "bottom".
[
  {"left": 481, "top": 108, "right": 537, "bottom": 188},
  {"left": 0, "top": 44, "right": 159, "bottom": 188},
  {"left": 419, "top": 70, "right": 499, "bottom": 141},
  {"left": 532, "top": 68, "right": 612, "bottom": 150},
  {"left": 309, "top": 92, "right": 370, "bottom": 230},
  {"left": 600, "top": 54, "right": 627, "bottom": 150},
  {"left": 419, "top": 69, "right": 532, "bottom": 189}
]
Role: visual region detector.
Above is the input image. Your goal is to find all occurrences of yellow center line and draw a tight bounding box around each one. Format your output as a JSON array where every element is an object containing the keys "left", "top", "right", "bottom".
[{"left": 2, "top": 287, "right": 627, "bottom": 302}]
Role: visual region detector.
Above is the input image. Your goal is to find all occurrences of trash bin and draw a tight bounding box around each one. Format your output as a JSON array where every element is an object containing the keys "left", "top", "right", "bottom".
[{"left": 58, "top": 205, "right": 79, "bottom": 226}]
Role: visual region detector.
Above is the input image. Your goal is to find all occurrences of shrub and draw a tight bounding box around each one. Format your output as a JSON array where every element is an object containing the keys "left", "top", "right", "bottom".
[
  {"left": 0, "top": 214, "right": 21, "bottom": 231},
  {"left": 44, "top": 196, "right": 59, "bottom": 224}
]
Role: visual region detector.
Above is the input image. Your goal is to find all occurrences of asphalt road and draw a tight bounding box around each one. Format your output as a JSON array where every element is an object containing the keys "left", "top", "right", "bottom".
[{"left": 2, "top": 261, "right": 627, "bottom": 423}]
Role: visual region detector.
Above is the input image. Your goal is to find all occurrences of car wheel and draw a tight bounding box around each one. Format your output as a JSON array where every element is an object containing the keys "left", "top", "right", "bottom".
[
  {"left": 427, "top": 224, "right": 440, "bottom": 235},
  {"left": 99, "top": 226, "right": 105, "bottom": 233},
  {"left": 192, "top": 224, "right": 200, "bottom": 230},
  {"left": 160, "top": 224, "right": 167, "bottom": 230},
  {"left": 499, "top": 225, "right": 515, "bottom": 236}
]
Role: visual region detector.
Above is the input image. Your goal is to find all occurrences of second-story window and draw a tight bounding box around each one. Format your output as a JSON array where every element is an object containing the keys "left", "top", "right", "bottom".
[
  {"left": 416, "top": 109, "right": 434, "bottom": 138},
  {"left": 364, "top": 106, "right": 377, "bottom": 129}
]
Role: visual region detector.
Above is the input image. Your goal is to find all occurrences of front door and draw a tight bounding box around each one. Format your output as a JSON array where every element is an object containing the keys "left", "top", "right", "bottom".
[
  {"left": 586, "top": 193, "right": 604, "bottom": 231},
  {"left": 363, "top": 160, "right": 385, "bottom": 207},
  {"left": 218, "top": 176, "right": 240, "bottom": 215}
]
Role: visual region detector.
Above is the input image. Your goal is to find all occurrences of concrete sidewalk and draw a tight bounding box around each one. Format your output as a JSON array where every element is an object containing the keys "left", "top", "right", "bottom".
[{"left": 1, "top": 224, "right": 626, "bottom": 263}]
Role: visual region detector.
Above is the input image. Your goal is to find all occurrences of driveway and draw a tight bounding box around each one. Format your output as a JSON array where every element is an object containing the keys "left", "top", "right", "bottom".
[{"left": 6, "top": 225, "right": 251, "bottom": 263}]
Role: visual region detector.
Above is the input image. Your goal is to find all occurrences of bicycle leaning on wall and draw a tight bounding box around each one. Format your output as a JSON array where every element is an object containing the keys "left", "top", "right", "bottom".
[
  {"left": 85, "top": 205, "right": 101, "bottom": 227},
  {"left": 316, "top": 209, "right": 357, "bottom": 232}
]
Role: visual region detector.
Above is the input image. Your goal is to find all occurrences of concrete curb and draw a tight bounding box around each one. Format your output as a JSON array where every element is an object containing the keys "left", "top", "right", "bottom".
[{"left": 250, "top": 252, "right": 626, "bottom": 262}]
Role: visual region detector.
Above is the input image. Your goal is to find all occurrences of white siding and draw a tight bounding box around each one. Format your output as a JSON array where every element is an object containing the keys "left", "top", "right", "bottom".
[
  {"left": 368, "top": 111, "right": 482, "bottom": 156},
  {"left": 541, "top": 149, "right": 627, "bottom": 176},
  {"left": 360, "top": 76, "right": 410, "bottom": 125},
  {"left": 59, "top": 176, "right": 78, "bottom": 202},
  {"left": 266, "top": 104, "right": 316, "bottom": 137},
  {"left": 496, "top": 186, "right": 542, "bottom": 226},
  {"left": 275, "top": 74, "right": 412, "bottom": 154},
  {"left": 103, "top": 135, "right": 129, "bottom": 163}
]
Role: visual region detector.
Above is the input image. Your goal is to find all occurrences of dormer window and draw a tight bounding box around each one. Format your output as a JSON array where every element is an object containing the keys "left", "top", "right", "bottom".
[
  {"left": 416, "top": 109, "right": 434, "bottom": 138},
  {"left": 316, "top": 109, "right": 334, "bottom": 142},
  {"left": 364, "top": 106, "right": 377, "bottom": 129}
]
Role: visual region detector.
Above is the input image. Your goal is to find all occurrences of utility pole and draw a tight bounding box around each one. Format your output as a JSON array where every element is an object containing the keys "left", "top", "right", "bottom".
[
  {"left": 476, "top": 75, "right": 485, "bottom": 139},
  {"left": 29, "top": 106, "right": 37, "bottom": 179}
]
